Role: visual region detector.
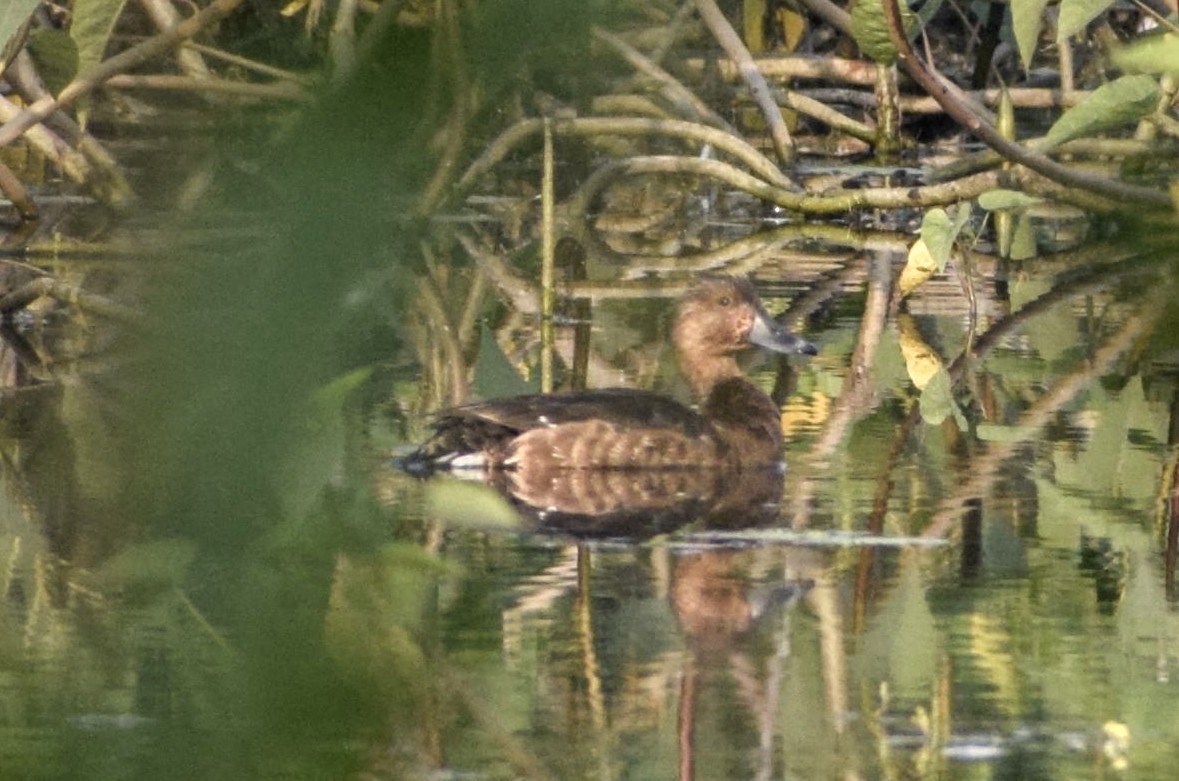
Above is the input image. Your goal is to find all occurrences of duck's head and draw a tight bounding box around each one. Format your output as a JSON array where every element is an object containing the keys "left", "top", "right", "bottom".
[
  {"left": 673, "top": 277, "right": 816, "bottom": 358},
  {"left": 671, "top": 277, "right": 816, "bottom": 398}
]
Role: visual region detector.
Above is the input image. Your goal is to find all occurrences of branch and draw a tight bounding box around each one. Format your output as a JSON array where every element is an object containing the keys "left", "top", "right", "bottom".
[
  {"left": 795, "top": 0, "right": 852, "bottom": 34},
  {"left": 103, "top": 74, "right": 310, "bottom": 101},
  {"left": 0, "top": 0, "right": 247, "bottom": 147},
  {"left": 567, "top": 155, "right": 1031, "bottom": 216},
  {"left": 879, "top": 0, "right": 1169, "bottom": 206},
  {"left": 455, "top": 116, "right": 795, "bottom": 197},
  {"left": 0, "top": 276, "right": 139, "bottom": 320},
  {"left": 0, "top": 160, "right": 37, "bottom": 221},
  {"left": 592, "top": 26, "right": 738, "bottom": 134},
  {"left": 137, "top": 0, "right": 213, "bottom": 80},
  {"left": 693, "top": 0, "right": 793, "bottom": 164},
  {"left": 330, "top": 0, "right": 361, "bottom": 79},
  {"left": 0, "top": 93, "right": 135, "bottom": 210}
]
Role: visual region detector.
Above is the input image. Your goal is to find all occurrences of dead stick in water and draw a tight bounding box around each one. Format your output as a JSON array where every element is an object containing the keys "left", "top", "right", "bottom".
[
  {"left": 540, "top": 119, "right": 556, "bottom": 394},
  {"left": 693, "top": 0, "right": 794, "bottom": 165}
]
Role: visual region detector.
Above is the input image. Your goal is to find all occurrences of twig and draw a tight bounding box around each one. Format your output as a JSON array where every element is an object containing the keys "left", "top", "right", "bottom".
[
  {"left": 566, "top": 155, "right": 1024, "bottom": 216},
  {"left": 417, "top": 0, "right": 471, "bottom": 216},
  {"left": 183, "top": 42, "right": 311, "bottom": 84},
  {"left": 0, "top": 0, "right": 247, "bottom": 148},
  {"left": 931, "top": 135, "right": 1176, "bottom": 181},
  {"left": 773, "top": 88, "right": 876, "bottom": 142},
  {"left": 693, "top": 0, "right": 793, "bottom": 164},
  {"left": 789, "top": 252, "right": 891, "bottom": 529},
  {"left": 454, "top": 116, "right": 795, "bottom": 198},
  {"left": 880, "top": 0, "right": 1169, "bottom": 206},
  {"left": 416, "top": 268, "right": 470, "bottom": 406},
  {"left": 683, "top": 55, "right": 879, "bottom": 86},
  {"left": 4, "top": 52, "right": 136, "bottom": 208},
  {"left": 0, "top": 160, "right": 36, "bottom": 221},
  {"left": 592, "top": 26, "right": 738, "bottom": 134},
  {"left": 137, "top": 0, "right": 212, "bottom": 80},
  {"left": 0, "top": 94, "right": 135, "bottom": 210},
  {"left": 0, "top": 276, "right": 139, "bottom": 320},
  {"left": 811, "top": 87, "right": 1085, "bottom": 113},
  {"left": 350, "top": 0, "right": 407, "bottom": 71},
  {"left": 540, "top": 119, "right": 556, "bottom": 394},
  {"left": 647, "top": 0, "right": 699, "bottom": 64},
  {"left": 795, "top": 0, "right": 852, "bottom": 34},
  {"left": 103, "top": 74, "right": 310, "bottom": 101},
  {"left": 330, "top": 0, "right": 360, "bottom": 77}
]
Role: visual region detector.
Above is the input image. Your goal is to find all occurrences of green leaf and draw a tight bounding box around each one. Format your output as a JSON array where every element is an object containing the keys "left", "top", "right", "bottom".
[
  {"left": 1057, "top": 0, "right": 1116, "bottom": 41},
  {"left": 1010, "top": 213, "right": 1038, "bottom": 260},
  {"left": 1011, "top": 0, "right": 1052, "bottom": 69},
  {"left": 1113, "top": 34, "right": 1179, "bottom": 75},
  {"left": 1044, "top": 75, "right": 1159, "bottom": 147},
  {"left": 919, "top": 206, "right": 968, "bottom": 268},
  {"left": 70, "top": 0, "right": 130, "bottom": 75},
  {"left": 425, "top": 479, "right": 523, "bottom": 529},
  {"left": 849, "top": 0, "right": 918, "bottom": 64},
  {"left": 26, "top": 29, "right": 79, "bottom": 98},
  {"left": 312, "top": 366, "right": 374, "bottom": 413},
  {"left": 978, "top": 190, "right": 1043, "bottom": 211},
  {"left": 918, "top": 366, "right": 955, "bottom": 424},
  {"left": 977, "top": 422, "right": 1038, "bottom": 442},
  {"left": 0, "top": 0, "right": 39, "bottom": 56},
  {"left": 277, "top": 367, "right": 375, "bottom": 520},
  {"left": 474, "top": 324, "right": 539, "bottom": 399}
]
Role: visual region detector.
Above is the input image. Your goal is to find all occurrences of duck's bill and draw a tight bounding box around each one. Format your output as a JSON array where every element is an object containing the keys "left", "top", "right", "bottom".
[{"left": 749, "top": 310, "right": 818, "bottom": 356}]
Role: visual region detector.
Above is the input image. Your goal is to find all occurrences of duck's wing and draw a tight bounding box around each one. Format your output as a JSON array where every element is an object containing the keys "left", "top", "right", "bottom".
[
  {"left": 451, "top": 388, "right": 709, "bottom": 434},
  {"left": 403, "top": 389, "right": 709, "bottom": 471}
]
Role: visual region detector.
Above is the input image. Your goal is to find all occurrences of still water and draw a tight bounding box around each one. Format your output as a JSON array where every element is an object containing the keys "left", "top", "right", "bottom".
[{"left": 0, "top": 209, "right": 1176, "bottom": 781}]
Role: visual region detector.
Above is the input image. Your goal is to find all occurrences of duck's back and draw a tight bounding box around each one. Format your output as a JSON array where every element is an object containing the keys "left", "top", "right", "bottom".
[{"left": 403, "top": 388, "right": 719, "bottom": 473}]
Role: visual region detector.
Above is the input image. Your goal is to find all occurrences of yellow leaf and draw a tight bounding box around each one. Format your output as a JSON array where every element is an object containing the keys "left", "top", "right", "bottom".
[
  {"left": 897, "top": 314, "right": 943, "bottom": 390},
  {"left": 281, "top": 0, "right": 308, "bottom": 17},
  {"left": 898, "top": 238, "right": 939, "bottom": 298}
]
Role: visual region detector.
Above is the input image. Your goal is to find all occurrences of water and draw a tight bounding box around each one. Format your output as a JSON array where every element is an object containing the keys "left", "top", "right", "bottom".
[
  {"left": 366, "top": 226, "right": 1179, "bottom": 779},
  {"left": 0, "top": 189, "right": 1173, "bottom": 780}
]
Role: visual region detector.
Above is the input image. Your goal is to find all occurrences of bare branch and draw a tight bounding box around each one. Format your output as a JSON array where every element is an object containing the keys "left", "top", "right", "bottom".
[
  {"left": 693, "top": 0, "right": 793, "bottom": 164},
  {"left": 0, "top": 0, "right": 248, "bottom": 148}
]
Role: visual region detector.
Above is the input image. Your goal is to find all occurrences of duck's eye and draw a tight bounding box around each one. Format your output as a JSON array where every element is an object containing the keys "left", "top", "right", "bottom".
[{"left": 718, "top": 295, "right": 732, "bottom": 307}]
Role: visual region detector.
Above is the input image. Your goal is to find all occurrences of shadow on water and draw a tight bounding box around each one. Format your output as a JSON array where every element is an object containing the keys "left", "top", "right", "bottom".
[{"left": 0, "top": 3, "right": 1177, "bottom": 781}]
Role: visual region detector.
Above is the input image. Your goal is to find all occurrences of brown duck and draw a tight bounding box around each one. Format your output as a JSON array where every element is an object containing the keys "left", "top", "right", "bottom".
[{"left": 399, "top": 276, "right": 817, "bottom": 480}]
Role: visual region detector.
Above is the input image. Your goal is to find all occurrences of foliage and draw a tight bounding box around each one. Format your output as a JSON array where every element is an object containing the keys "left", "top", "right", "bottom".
[
  {"left": 70, "top": 0, "right": 130, "bottom": 76},
  {"left": 0, "top": 0, "right": 39, "bottom": 52},
  {"left": 849, "top": 0, "right": 918, "bottom": 63},
  {"left": 1114, "top": 33, "right": 1179, "bottom": 74},
  {"left": 1044, "top": 75, "right": 1160, "bottom": 148}
]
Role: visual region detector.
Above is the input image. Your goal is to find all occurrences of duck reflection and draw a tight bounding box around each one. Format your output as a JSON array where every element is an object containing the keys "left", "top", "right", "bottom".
[
  {"left": 488, "top": 456, "right": 786, "bottom": 537},
  {"left": 670, "top": 547, "right": 813, "bottom": 781}
]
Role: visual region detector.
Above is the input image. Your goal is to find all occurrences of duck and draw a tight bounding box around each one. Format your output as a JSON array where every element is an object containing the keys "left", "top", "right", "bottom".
[{"left": 398, "top": 275, "right": 817, "bottom": 477}]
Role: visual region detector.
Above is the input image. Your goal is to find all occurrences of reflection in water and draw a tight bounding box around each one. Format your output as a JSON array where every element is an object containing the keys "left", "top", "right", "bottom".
[
  {"left": 671, "top": 549, "right": 811, "bottom": 781},
  {"left": 493, "top": 460, "right": 785, "bottom": 537},
  {"left": 378, "top": 207, "right": 1179, "bottom": 778}
]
